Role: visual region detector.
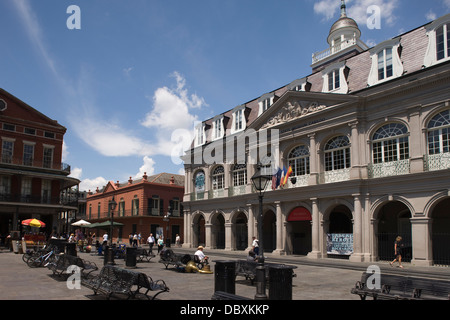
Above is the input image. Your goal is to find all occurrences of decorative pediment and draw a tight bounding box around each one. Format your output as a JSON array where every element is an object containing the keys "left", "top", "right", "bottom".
[{"left": 261, "top": 100, "right": 329, "bottom": 129}]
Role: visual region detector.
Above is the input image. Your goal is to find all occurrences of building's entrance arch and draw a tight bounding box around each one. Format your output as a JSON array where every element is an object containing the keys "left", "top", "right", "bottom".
[
  {"left": 263, "top": 210, "right": 276, "bottom": 253},
  {"left": 233, "top": 211, "right": 248, "bottom": 251},
  {"left": 211, "top": 213, "right": 225, "bottom": 249},
  {"left": 287, "top": 207, "right": 312, "bottom": 255},
  {"left": 192, "top": 213, "right": 205, "bottom": 247},
  {"left": 326, "top": 205, "right": 353, "bottom": 259},
  {"left": 376, "top": 201, "right": 412, "bottom": 262},
  {"left": 430, "top": 197, "right": 450, "bottom": 266}
]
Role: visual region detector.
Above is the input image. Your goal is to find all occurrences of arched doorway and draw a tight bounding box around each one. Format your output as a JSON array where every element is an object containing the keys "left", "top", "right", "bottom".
[
  {"left": 263, "top": 210, "right": 276, "bottom": 253},
  {"left": 377, "top": 201, "right": 412, "bottom": 262},
  {"left": 287, "top": 207, "right": 312, "bottom": 255},
  {"left": 326, "top": 205, "right": 353, "bottom": 259},
  {"left": 431, "top": 198, "right": 450, "bottom": 266},
  {"left": 234, "top": 212, "right": 248, "bottom": 251},
  {"left": 193, "top": 214, "right": 205, "bottom": 247},
  {"left": 211, "top": 213, "right": 225, "bottom": 249}
]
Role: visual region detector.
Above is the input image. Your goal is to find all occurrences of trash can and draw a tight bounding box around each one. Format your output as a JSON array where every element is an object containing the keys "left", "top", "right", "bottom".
[
  {"left": 165, "top": 239, "right": 171, "bottom": 248},
  {"left": 65, "top": 242, "right": 77, "bottom": 256},
  {"left": 49, "top": 239, "right": 66, "bottom": 254},
  {"left": 268, "top": 265, "right": 294, "bottom": 300},
  {"left": 125, "top": 246, "right": 137, "bottom": 268},
  {"left": 214, "top": 260, "right": 236, "bottom": 294}
]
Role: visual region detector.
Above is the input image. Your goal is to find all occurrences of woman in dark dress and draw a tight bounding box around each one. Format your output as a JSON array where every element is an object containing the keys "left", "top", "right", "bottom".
[{"left": 390, "top": 236, "right": 404, "bottom": 268}]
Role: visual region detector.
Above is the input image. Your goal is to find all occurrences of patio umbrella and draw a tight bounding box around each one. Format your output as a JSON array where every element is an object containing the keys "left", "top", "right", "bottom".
[
  {"left": 21, "top": 218, "right": 46, "bottom": 228},
  {"left": 71, "top": 219, "right": 91, "bottom": 227}
]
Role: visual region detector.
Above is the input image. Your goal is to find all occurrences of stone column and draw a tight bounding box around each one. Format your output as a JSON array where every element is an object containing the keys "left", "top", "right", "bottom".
[
  {"left": 308, "top": 133, "right": 318, "bottom": 185},
  {"left": 225, "top": 222, "right": 232, "bottom": 251},
  {"left": 411, "top": 216, "right": 433, "bottom": 266},
  {"left": 247, "top": 204, "right": 255, "bottom": 250},
  {"left": 307, "top": 198, "right": 321, "bottom": 259},
  {"left": 273, "top": 201, "right": 284, "bottom": 255},
  {"left": 350, "top": 194, "right": 364, "bottom": 262}
]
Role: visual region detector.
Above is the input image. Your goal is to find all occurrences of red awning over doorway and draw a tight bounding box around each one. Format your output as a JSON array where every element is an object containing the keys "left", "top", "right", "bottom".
[{"left": 287, "top": 207, "right": 312, "bottom": 222}]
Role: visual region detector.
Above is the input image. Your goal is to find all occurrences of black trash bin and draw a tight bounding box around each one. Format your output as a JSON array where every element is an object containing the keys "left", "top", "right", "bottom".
[
  {"left": 125, "top": 246, "right": 137, "bottom": 268},
  {"left": 214, "top": 260, "right": 236, "bottom": 294},
  {"left": 65, "top": 242, "right": 77, "bottom": 256},
  {"left": 268, "top": 265, "right": 294, "bottom": 300},
  {"left": 49, "top": 239, "right": 66, "bottom": 254}
]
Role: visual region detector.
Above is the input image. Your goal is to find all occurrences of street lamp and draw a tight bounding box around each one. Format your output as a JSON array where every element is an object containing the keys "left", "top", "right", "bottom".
[
  {"left": 107, "top": 195, "right": 117, "bottom": 265},
  {"left": 163, "top": 205, "right": 171, "bottom": 247},
  {"left": 250, "top": 163, "right": 272, "bottom": 300}
]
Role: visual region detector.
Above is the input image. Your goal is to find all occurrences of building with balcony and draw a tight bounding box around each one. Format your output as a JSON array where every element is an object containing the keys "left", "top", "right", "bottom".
[
  {"left": 181, "top": 7, "right": 450, "bottom": 266},
  {"left": 85, "top": 173, "right": 184, "bottom": 245},
  {"left": 0, "top": 88, "right": 79, "bottom": 237}
]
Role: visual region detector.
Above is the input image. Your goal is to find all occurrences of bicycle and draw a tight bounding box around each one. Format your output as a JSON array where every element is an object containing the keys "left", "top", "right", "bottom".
[{"left": 26, "top": 247, "right": 59, "bottom": 268}]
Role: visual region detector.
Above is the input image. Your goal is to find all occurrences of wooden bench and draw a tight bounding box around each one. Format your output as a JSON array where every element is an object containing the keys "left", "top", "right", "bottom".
[
  {"left": 351, "top": 272, "right": 450, "bottom": 300},
  {"left": 211, "top": 291, "right": 252, "bottom": 300},
  {"left": 136, "top": 247, "right": 155, "bottom": 262},
  {"left": 81, "top": 265, "right": 169, "bottom": 300},
  {"left": 235, "top": 260, "right": 297, "bottom": 285}
]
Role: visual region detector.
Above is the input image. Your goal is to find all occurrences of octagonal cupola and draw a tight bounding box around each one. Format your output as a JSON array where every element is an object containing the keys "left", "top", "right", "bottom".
[{"left": 312, "top": 0, "right": 368, "bottom": 71}]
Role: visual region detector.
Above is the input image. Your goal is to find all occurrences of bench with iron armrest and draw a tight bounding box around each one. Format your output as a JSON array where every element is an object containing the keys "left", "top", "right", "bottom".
[
  {"left": 211, "top": 291, "right": 252, "bottom": 300},
  {"left": 235, "top": 260, "right": 297, "bottom": 285},
  {"left": 136, "top": 247, "right": 155, "bottom": 262},
  {"left": 159, "top": 249, "right": 192, "bottom": 270},
  {"left": 47, "top": 254, "right": 98, "bottom": 279},
  {"left": 351, "top": 272, "right": 450, "bottom": 300},
  {"left": 82, "top": 265, "right": 169, "bottom": 300}
]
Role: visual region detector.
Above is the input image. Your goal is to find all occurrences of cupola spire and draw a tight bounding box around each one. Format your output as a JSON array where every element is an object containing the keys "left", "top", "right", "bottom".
[{"left": 340, "top": 0, "right": 347, "bottom": 17}]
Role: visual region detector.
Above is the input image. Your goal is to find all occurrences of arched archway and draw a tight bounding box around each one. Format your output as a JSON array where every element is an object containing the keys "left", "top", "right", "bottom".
[
  {"left": 326, "top": 205, "right": 353, "bottom": 259},
  {"left": 263, "top": 210, "right": 276, "bottom": 253},
  {"left": 430, "top": 197, "right": 450, "bottom": 265},
  {"left": 211, "top": 213, "right": 225, "bottom": 249},
  {"left": 233, "top": 212, "right": 248, "bottom": 250},
  {"left": 192, "top": 214, "right": 205, "bottom": 247},
  {"left": 287, "top": 207, "right": 312, "bottom": 255},
  {"left": 376, "top": 201, "right": 412, "bottom": 262}
]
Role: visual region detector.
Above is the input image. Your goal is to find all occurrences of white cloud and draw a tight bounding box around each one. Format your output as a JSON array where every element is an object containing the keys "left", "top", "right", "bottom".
[
  {"left": 426, "top": 10, "right": 437, "bottom": 21},
  {"left": 444, "top": 0, "right": 450, "bottom": 9},
  {"left": 314, "top": 0, "right": 339, "bottom": 21},
  {"left": 141, "top": 71, "right": 206, "bottom": 131},
  {"left": 80, "top": 177, "right": 108, "bottom": 193},
  {"left": 70, "top": 167, "right": 83, "bottom": 180},
  {"left": 134, "top": 156, "right": 156, "bottom": 179}
]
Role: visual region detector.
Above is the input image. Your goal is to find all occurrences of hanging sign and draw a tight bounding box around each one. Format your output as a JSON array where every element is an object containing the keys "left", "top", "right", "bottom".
[{"left": 327, "top": 233, "right": 353, "bottom": 255}]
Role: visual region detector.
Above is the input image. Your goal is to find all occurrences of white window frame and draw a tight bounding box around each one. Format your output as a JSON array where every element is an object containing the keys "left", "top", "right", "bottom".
[
  {"left": 368, "top": 38, "right": 404, "bottom": 86},
  {"left": 258, "top": 93, "right": 275, "bottom": 116},
  {"left": 212, "top": 116, "right": 224, "bottom": 141},
  {"left": 194, "top": 123, "right": 206, "bottom": 147},
  {"left": 424, "top": 14, "right": 450, "bottom": 67},
  {"left": 1, "top": 137, "right": 14, "bottom": 164},
  {"left": 322, "top": 61, "right": 348, "bottom": 94},
  {"left": 231, "top": 105, "right": 246, "bottom": 134}
]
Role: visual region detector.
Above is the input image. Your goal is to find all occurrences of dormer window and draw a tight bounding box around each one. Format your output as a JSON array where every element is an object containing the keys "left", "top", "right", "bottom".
[
  {"left": 328, "top": 69, "right": 340, "bottom": 91},
  {"left": 424, "top": 14, "right": 450, "bottom": 67},
  {"left": 194, "top": 123, "right": 206, "bottom": 147},
  {"left": 287, "top": 78, "right": 308, "bottom": 92},
  {"left": 212, "top": 116, "right": 224, "bottom": 141},
  {"left": 231, "top": 105, "right": 246, "bottom": 134},
  {"left": 322, "top": 61, "right": 348, "bottom": 94},
  {"left": 258, "top": 93, "right": 275, "bottom": 116},
  {"left": 368, "top": 38, "right": 403, "bottom": 86}
]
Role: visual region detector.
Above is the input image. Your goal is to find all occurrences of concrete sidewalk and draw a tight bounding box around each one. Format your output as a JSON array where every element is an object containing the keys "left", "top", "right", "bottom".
[{"left": 0, "top": 246, "right": 448, "bottom": 301}]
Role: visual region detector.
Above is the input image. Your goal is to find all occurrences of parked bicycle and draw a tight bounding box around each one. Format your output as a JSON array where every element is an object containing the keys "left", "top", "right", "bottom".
[{"left": 26, "top": 246, "right": 59, "bottom": 268}]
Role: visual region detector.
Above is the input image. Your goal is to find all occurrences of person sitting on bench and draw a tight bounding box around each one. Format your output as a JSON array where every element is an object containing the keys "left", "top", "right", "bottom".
[{"left": 194, "top": 246, "right": 209, "bottom": 264}]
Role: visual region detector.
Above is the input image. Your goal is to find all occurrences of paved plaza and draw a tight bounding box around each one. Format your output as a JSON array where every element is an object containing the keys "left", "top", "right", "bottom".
[{"left": 1, "top": 246, "right": 449, "bottom": 302}]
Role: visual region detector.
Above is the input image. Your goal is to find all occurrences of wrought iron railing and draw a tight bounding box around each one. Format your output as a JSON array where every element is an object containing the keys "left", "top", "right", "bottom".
[
  {"left": 1, "top": 156, "right": 71, "bottom": 174},
  {"left": 424, "top": 153, "right": 450, "bottom": 171},
  {"left": 368, "top": 159, "right": 410, "bottom": 178}
]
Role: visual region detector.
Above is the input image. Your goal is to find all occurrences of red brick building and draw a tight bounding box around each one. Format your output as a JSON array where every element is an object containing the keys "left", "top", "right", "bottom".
[
  {"left": 86, "top": 172, "right": 184, "bottom": 245},
  {"left": 0, "top": 88, "right": 79, "bottom": 237}
]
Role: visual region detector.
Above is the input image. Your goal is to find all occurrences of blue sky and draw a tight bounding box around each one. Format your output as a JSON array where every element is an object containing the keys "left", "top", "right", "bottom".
[{"left": 1, "top": 0, "right": 449, "bottom": 192}]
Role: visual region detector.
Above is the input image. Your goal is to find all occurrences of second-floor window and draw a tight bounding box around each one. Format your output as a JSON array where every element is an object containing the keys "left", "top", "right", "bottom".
[
  {"left": 132, "top": 196, "right": 139, "bottom": 216},
  {"left": 23, "top": 144, "right": 34, "bottom": 166},
  {"left": 288, "top": 145, "right": 310, "bottom": 176},
  {"left": 1, "top": 140, "right": 13, "bottom": 163},
  {"left": 212, "top": 166, "right": 225, "bottom": 190},
  {"left": 324, "top": 136, "right": 351, "bottom": 171},
  {"left": 428, "top": 110, "right": 450, "bottom": 155},
  {"left": 372, "top": 123, "right": 409, "bottom": 164},
  {"left": 232, "top": 164, "right": 247, "bottom": 186},
  {"left": 43, "top": 147, "right": 53, "bottom": 169}
]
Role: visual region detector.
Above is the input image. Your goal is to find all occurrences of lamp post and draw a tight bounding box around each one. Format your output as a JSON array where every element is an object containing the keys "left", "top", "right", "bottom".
[
  {"left": 250, "top": 163, "right": 272, "bottom": 300},
  {"left": 163, "top": 205, "right": 171, "bottom": 247},
  {"left": 107, "top": 195, "right": 117, "bottom": 265}
]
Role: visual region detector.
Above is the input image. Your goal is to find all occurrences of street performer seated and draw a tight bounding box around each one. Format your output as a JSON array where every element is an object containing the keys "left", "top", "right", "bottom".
[{"left": 194, "top": 246, "right": 209, "bottom": 264}]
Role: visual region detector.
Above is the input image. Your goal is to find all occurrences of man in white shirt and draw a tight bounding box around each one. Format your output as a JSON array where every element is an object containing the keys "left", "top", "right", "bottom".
[
  {"left": 252, "top": 236, "right": 259, "bottom": 256},
  {"left": 147, "top": 233, "right": 155, "bottom": 252},
  {"left": 194, "top": 246, "right": 209, "bottom": 264},
  {"left": 102, "top": 232, "right": 108, "bottom": 245}
]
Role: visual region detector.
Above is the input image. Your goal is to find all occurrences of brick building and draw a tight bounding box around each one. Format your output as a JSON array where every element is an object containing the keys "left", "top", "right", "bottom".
[
  {"left": 0, "top": 88, "right": 79, "bottom": 237},
  {"left": 86, "top": 173, "right": 184, "bottom": 245}
]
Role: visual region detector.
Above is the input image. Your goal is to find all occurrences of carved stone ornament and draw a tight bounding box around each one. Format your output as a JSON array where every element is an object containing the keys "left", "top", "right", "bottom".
[{"left": 261, "top": 100, "right": 328, "bottom": 129}]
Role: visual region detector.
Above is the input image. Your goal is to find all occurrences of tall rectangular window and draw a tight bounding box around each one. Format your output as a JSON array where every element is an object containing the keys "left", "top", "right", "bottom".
[
  {"left": 235, "top": 109, "right": 243, "bottom": 131},
  {"left": 436, "top": 23, "right": 450, "bottom": 61},
  {"left": 43, "top": 147, "right": 53, "bottom": 169},
  {"left": 23, "top": 144, "right": 34, "bottom": 166},
  {"left": 1, "top": 140, "right": 13, "bottom": 163},
  {"left": 328, "top": 69, "right": 340, "bottom": 91},
  {"left": 378, "top": 48, "right": 393, "bottom": 80}
]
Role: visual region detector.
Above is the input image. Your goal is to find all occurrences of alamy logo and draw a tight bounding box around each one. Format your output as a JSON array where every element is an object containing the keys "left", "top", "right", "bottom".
[
  {"left": 366, "top": 265, "right": 381, "bottom": 290},
  {"left": 367, "top": 5, "right": 381, "bottom": 30},
  {"left": 66, "top": 265, "right": 82, "bottom": 290},
  {"left": 67, "top": 5, "right": 81, "bottom": 30}
]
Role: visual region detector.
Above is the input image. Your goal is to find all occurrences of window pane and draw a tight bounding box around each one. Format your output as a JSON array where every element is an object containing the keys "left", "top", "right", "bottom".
[
  {"left": 386, "top": 48, "right": 393, "bottom": 78},
  {"left": 437, "top": 25, "right": 445, "bottom": 60},
  {"left": 378, "top": 51, "right": 385, "bottom": 80}
]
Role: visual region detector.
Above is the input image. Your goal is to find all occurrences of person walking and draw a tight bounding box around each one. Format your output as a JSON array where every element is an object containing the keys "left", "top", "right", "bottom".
[
  {"left": 390, "top": 236, "right": 404, "bottom": 268},
  {"left": 147, "top": 233, "right": 155, "bottom": 253},
  {"left": 157, "top": 236, "right": 164, "bottom": 253},
  {"left": 252, "top": 236, "right": 259, "bottom": 256}
]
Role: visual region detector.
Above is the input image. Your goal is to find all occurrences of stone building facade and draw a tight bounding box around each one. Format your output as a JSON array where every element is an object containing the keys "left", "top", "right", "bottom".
[{"left": 182, "top": 8, "right": 450, "bottom": 266}]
